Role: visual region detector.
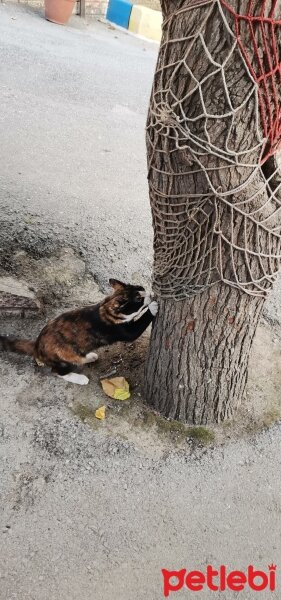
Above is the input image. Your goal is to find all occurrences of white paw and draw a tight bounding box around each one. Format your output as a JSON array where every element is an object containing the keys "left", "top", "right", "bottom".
[
  {"left": 84, "top": 352, "right": 99, "bottom": 364},
  {"left": 60, "top": 373, "right": 89, "bottom": 385},
  {"left": 35, "top": 358, "right": 45, "bottom": 367},
  {"left": 149, "top": 301, "right": 158, "bottom": 316}
]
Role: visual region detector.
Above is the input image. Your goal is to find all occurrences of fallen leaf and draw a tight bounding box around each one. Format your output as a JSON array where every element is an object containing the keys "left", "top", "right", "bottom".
[
  {"left": 101, "top": 377, "right": 130, "bottom": 401},
  {"left": 114, "top": 388, "right": 130, "bottom": 400},
  {"left": 95, "top": 406, "right": 106, "bottom": 420}
]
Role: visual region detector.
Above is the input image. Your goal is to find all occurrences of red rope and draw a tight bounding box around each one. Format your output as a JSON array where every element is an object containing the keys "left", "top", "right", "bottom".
[{"left": 220, "top": 0, "right": 281, "bottom": 162}]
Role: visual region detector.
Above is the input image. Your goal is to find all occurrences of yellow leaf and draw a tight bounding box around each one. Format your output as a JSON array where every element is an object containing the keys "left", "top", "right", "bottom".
[
  {"left": 113, "top": 388, "right": 131, "bottom": 401},
  {"left": 95, "top": 406, "right": 106, "bottom": 420},
  {"left": 101, "top": 377, "right": 130, "bottom": 401}
]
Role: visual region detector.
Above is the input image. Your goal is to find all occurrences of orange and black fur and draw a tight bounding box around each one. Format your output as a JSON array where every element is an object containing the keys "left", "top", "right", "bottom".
[{"left": 0, "top": 279, "right": 158, "bottom": 385}]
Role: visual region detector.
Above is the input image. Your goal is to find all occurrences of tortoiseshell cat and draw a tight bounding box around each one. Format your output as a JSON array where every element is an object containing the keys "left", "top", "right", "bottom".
[{"left": 0, "top": 279, "right": 158, "bottom": 385}]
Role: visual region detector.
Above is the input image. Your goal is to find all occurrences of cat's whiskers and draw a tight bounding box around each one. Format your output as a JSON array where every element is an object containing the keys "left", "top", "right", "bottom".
[
  {"left": 121, "top": 305, "right": 149, "bottom": 323},
  {"left": 132, "top": 306, "right": 149, "bottom": 322}
]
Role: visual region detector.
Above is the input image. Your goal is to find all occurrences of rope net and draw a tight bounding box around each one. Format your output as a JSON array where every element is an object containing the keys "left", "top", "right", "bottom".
[{"left": 147, "top": 0, "right": 281, "bottom": 300}]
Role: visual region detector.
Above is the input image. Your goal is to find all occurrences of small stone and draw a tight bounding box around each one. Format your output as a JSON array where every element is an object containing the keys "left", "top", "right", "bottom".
[{"left": 0, "top": 276, "right": 41, "bottom": 314}]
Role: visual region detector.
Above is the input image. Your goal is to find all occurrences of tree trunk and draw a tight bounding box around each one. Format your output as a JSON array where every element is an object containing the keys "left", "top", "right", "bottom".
[
  {"left": 144, "top": 0, "right": 281, "bottom": 423},
  {"left": 145, "top": 286, "right": 263, "bottom": 424}
]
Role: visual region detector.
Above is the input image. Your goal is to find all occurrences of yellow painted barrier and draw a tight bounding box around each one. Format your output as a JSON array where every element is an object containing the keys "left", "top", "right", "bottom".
[{"left": 129, "top": 5, "right": 162, "bottom": 42}]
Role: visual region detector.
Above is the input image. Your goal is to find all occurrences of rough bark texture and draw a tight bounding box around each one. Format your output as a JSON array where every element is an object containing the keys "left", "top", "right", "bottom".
[
  {"left": 144, "top": 0, "right": 281, "bottom": 423},
  {"left": 145, "top": 286, "right": 264, "bottom": 424}
]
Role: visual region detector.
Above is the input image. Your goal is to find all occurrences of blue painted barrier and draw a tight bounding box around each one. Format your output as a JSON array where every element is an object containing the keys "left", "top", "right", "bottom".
[{"left": 106, "top": 0, "right": 133, "bottom": 29}]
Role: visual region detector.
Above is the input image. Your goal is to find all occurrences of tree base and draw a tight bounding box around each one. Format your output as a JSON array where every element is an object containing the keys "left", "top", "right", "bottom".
[{"left": 144, "top": 284, "right": 264, "bottom": 424}]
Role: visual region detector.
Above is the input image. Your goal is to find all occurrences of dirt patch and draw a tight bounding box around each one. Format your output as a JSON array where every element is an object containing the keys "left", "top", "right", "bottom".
[
  {"left": 0, "top": 247, "right": 280, "bottom": 452},
  {"left": 0, "top": 245, "right": 103, "bottom": 308},
  {"left": 67, "top": 319, "right": 281, "bottom": 452},
  {"left": 9, "top": 467, "right": 51, "bottom": 511}
]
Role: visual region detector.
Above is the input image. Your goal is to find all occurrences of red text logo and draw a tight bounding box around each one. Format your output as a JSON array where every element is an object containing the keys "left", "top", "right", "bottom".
[{"left": 162, "top": 565, "right": 277, "bottom": 596}]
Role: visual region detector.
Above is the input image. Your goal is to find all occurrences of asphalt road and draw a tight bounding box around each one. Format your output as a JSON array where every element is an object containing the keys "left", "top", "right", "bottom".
[
  {"left": 1, "top": 5, "right": 281, "bottom": 600},
  {"left": 0, "top": 2, "right": 280, "bottom": 317},
  {"left": 0, "top": 3, "right": 157, "bottom": 288}
]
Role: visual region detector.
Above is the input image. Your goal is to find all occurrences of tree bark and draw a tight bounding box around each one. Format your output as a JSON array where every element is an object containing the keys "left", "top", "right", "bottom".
[
  {"left": 144, "top": 0, "right": 281, "bottom": 423},
  {"left": 145, "top": 286, "right": 263, "bottom": 424}
]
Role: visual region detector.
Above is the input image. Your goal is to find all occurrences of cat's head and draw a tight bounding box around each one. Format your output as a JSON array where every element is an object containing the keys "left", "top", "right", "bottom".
[{"left": 108, "top": 279, "right": 151, "bottom": 318}]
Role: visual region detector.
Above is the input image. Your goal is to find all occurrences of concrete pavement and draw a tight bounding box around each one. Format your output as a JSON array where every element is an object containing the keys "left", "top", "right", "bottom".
[{"left": 1, "top": 5, "right": 281, "bottom": 600}]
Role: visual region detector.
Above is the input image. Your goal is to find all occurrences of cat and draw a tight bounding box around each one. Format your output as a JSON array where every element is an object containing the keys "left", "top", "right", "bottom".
[{"left": 0, "top": 279, "right": 158, "bottom": 385}]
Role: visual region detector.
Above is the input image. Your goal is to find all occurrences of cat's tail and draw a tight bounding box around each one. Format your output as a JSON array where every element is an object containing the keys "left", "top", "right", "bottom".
[{"left": 0, "top": 335, "right": 35, "bottom": 356}]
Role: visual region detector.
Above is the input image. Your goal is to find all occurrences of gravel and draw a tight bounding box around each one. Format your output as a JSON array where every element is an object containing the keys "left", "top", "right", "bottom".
[{"left": 1, "top": 5, "right": 281, "bottom": 600}]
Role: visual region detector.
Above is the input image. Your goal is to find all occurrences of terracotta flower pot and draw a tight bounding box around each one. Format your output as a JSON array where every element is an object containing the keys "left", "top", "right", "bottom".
[{"left": 45, "top": 0, "right": 76, "bottom": 25}]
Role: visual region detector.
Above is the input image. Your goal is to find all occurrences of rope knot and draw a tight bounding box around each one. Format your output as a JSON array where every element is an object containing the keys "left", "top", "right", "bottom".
[{"left": 155, "top": 102, "right": 179, "bottom": 128}]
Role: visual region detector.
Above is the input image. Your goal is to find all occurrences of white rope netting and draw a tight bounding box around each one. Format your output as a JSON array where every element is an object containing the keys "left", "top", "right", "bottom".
[{"left": 147, "top": 0, "right": 281, "bottom": 299}]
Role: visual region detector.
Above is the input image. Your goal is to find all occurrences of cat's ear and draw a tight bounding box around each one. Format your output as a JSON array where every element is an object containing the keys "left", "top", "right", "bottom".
[{"left": 109, "top": 279, "right": 126, "bottom": 291}]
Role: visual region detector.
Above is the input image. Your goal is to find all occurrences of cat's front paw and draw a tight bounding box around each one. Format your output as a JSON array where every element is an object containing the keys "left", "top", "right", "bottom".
[{"left": 149, "top": 300, "right": 158, "bottom": 317}]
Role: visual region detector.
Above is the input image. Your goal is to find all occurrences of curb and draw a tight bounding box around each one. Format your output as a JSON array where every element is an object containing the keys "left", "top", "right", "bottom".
[{"left": 106, "top": 0, "right": 162, "bottom": 42}]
